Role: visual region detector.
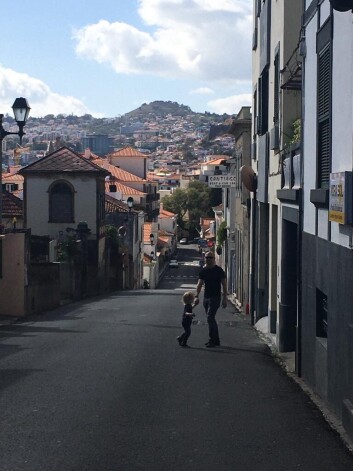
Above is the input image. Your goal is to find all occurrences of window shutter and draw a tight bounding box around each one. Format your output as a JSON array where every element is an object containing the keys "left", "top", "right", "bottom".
[{"left": 317, "top": 46, "right": 331, "bottom": 189}]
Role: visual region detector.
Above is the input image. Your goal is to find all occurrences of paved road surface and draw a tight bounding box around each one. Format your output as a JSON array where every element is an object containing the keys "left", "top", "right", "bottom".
[{"left": 1, "top": 246, "right": 353, "bottom": 470}]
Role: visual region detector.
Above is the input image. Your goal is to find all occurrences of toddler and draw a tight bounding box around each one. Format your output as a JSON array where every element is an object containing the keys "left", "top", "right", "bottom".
[{"left": 177, "top": 291, "right": 196, "bottom": 348}]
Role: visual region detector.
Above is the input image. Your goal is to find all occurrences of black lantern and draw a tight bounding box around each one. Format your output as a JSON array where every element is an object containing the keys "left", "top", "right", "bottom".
[
  {"left": 150, "top": 233, "right": 154, "bottom": 245},
  {"left": 127, "top": 197, "right": 134, "bottom": 210},
  {"left": 11, "top": 97, "right": 31, "bottom": 143}
]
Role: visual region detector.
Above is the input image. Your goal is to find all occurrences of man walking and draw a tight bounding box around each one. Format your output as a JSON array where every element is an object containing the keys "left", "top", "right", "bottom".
[{"left": 194, "top": 251, "right": 227, "bottom": 348}]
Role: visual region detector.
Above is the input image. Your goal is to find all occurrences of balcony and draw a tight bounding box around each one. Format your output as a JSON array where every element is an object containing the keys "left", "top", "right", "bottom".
[{"left": 277, "top": 144, "right": 301, "bottom": 203}]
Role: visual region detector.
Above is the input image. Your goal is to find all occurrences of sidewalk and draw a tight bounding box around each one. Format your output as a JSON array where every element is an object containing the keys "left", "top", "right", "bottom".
[
  {"left": 254, "top": 314, "right": 353, "bottom": 454},
  {"left": 0, "top": 315, "right": 19, "bottom": 327}
]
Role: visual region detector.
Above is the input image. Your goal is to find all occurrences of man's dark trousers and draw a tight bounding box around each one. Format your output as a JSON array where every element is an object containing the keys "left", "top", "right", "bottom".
[{"left": 203, "top": 296, "right": 220, "bottom": 344}]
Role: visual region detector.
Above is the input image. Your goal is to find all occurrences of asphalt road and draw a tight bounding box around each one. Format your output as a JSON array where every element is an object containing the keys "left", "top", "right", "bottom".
[{"left": 1, "top": 245, "right": 353, "bottom": 470}]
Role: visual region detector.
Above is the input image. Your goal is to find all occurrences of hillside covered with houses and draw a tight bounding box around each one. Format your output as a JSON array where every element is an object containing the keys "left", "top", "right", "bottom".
[{"left": 0, "top": 101, "right": 238, "bottom": 318}]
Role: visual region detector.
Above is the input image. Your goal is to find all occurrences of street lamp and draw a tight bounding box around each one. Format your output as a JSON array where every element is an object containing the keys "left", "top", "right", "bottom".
[
  {"left": 0, "top": 97, "right": 30, "bottom": 227},
  {"left": 127, "top": 197, "right": 134, "bottom": 210}
]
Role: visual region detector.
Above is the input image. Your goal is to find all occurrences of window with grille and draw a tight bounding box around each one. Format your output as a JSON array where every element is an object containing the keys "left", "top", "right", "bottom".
[
  {"left": 317, "top": 44, "right": 331, "bottom": 189},
  {"left": 49, "top": 181, "right": 74, "bottom": 223}
]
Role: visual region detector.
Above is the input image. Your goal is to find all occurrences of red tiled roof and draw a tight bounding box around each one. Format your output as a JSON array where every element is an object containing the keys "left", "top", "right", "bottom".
[
  {"left": 202, "top": 156, "right": 230, "bottom": 166},
  {"left": 105, "top": 181, "right": 146, "bottom": 196},
  {"left": 143, "top": 223, "right": 153, "bottom": 243},
  {"left": 19, "top": 146, "right": 110, "bottom": 175},
  {"left": 109, "top": 146, "right": 148, "bottom": 159},
  {"left": 2, "top": 174, "right": 24, "bottom": 182},
  {"left": 159, "top": 208, "right": 176, "bottom": 218},
  {"left": 92, "top": 157, "right": 147, "bottom": 183},
  {"left": 2, "top": 190, "right": 23, "bottom": 217}
]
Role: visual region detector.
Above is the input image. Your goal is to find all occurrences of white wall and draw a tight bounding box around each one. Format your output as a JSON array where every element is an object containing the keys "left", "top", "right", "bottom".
[
  {"left": 303, "top": 17, "right": 318, "bottom": 235},
  {"left": 25, "top": 175, "right": 98, "bottom": 239},
  {"left": 330, "top": 12, "right": 353, "bottom": 247}
]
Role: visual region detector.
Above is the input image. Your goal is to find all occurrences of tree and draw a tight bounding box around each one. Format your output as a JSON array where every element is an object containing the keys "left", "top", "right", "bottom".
[{"left": 162, "top": 181, "right": 214, "bottom": 235}]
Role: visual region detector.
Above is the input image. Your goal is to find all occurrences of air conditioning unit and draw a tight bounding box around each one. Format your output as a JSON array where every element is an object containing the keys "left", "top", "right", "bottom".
[{"left": 270, "top": 125, "right": 280, "bottom": 150}]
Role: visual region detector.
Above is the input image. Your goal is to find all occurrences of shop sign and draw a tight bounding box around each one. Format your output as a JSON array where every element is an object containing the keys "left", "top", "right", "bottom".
[
  {"left": 208, "top": 175, "right": 237, "bottom": 188},
  {"left": 329, "top": 172, "right": 353, "bottom": 224}
]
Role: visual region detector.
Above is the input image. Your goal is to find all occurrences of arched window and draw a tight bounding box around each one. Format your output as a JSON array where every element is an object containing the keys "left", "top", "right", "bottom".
[{"left": 49, "top": 181, "right": 74, "bottom": 222}]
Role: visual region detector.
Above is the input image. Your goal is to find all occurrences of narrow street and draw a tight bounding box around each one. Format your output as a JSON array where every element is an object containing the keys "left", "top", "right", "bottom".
[{"left": 1, "top": 246, "right": 353, "bottom": 470}]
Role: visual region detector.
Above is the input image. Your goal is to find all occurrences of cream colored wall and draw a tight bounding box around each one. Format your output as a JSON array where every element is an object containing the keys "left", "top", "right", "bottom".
[
  {"left": 0, "top": 233, "right": 26, "bottom": 316},
  {"left": 25, "top": 175, "right": 98, "bottom": 239}
]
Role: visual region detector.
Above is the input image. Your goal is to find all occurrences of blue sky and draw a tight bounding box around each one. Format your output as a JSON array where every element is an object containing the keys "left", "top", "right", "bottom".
[{"left": 0, "top": 0, "right": 252, "bottom": 118}]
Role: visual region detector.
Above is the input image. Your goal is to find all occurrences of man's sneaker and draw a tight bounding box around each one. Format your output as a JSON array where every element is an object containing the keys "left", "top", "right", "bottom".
[
  {"left": 177, "top": 336, "right": 182, "bottom": 345},
  {"left": 205, "top": 340, "right": 220, "bottom": 347}
]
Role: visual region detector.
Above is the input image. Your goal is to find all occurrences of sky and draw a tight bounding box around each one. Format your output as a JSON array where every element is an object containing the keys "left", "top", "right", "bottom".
[{"left": 0, "top": 0, "right": 252, "bottom": 118}]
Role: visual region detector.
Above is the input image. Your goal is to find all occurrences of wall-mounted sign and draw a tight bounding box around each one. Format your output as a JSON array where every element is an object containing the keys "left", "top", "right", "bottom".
[
  {"left": 329, "top": 172, "right": 353, "bottom": 224},
  {"left": 208, "top": 175, "right": 236, "bottom": 188}
]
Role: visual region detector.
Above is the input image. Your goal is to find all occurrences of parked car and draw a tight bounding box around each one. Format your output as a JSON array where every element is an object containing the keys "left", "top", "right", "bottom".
[
  {"left": 169, "top": 259, "right": 179, "bottom": 268},
  {"left": 179, "top": 238, "right": 188, "bottom": 245}
]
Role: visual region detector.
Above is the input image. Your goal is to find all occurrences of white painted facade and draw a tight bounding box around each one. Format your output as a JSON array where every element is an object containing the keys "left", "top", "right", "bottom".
[{"left": 25, "top": 175, "right": 99, "bottom": 239}]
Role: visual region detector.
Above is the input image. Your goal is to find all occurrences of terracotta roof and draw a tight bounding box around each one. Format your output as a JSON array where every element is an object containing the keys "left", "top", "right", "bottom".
[
  {"left": 2, "top": 190, "right": 23, "bottom": 217},
  {"left": 92, "top": 156, "right": 147, "bottom": 183},
  {"left": 109, "top": 146, "right": 148, "bottom": 159},
  {"left": 143, "top": 223, "right": 153, "bottom": 243},
  {"left": 108, "top": 164, "right": 146, "bottom": 182},
  {"left": 159, "top": 208, "right": 176, "bottom": 218},
  {"left": 105, "top": 195, "right": 129, "bottom": 213},
  {"left": 2, "top": 173, "right": 24, "bottom": 182},
  {"left": 202, "top": 156, "right": 230, "bottom": 166},
  {"left": 19, "top": 146, "right": 110, "bottom": 175},
  {"left": 105, "top": 181, "right": 146, "bottom": 196}
]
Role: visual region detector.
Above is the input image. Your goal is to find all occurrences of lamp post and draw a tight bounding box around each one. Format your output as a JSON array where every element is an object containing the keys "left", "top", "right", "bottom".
[
  {"left": 0, "top": 97, "right": 30, "bottom": 227},
  {"left": 127, "top": 196, "right": 134, "bottom": 211}
]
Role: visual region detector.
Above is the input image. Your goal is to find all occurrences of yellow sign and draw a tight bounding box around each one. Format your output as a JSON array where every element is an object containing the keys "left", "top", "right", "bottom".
[{"left": 328, "top": 172, "right": 352, "bottom": 225}]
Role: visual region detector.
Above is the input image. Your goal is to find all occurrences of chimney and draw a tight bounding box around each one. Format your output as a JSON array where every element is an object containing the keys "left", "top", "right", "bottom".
[{"left": 84, "top": 148, "right": 91, "bottom": 159}]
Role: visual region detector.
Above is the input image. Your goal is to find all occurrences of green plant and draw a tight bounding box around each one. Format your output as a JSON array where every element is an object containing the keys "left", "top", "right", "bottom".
[
  {"left": 289, "top": 118, "right": 301, "bottom": 146},
  {"left": 217, "top": 221, "right": 227, "bottom": 247}
]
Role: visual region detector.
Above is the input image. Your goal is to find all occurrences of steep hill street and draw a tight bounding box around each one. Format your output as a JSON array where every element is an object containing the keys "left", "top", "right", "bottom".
[{"left": 1, "top": 247, "right": 353, "bottom": 470}]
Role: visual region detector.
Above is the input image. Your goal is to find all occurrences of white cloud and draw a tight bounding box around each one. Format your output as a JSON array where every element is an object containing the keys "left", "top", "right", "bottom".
[
  {"left": 189, "top": 87, "right": 215, "bottom": 95},
  {"left": 207, "top": 93, "right": 252, "bottom": 114},
  {"left": 0, "top": 65, "right": 101, "bottom": 117},
  {"left": 74, "top": 0, "right": 252, "bottom": 82}
]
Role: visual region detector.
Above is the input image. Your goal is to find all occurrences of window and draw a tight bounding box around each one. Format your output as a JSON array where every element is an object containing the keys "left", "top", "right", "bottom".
[
  {"left": 258, "top": 68, "right": 269, "bottom": 135},
  {"left": 273, "top": 49, "right": 280, "bottom": 127},
  {"left": 317, "top": 46, "right": 331, "bottom": 188},
  {"left": 316, "top": 289, "right": 327, "bottom": 338},
  {"left": 317, "top": 19, "right": 332, "bottom": 189},
  {"left": 4, "top": 183, "right": 19, "bottom": 192},
  {"left": 49, "top": 181, "right": 74, "bottom": 223}
]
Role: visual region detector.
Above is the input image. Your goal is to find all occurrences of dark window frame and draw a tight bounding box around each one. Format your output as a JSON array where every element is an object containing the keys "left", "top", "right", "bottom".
[
  {"left": 48, "top": 180, "right": 75, "bottom": 223},
  {"left": 316, "top": 18, "right": 332, "bottom": 190},
  {"left": 273, "top": 45, "right": 280, "bottom": 127},
  {"left": 258, "top": 67, "right": 269, "bottom": 136}
]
